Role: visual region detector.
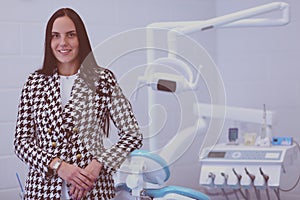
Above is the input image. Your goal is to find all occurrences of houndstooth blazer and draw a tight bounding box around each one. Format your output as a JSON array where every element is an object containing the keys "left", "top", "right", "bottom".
[{"left": 14, "top": 67, "right": 143, "bottom": 200}]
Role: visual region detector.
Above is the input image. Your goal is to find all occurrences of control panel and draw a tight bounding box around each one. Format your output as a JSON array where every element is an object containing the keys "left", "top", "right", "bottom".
[
  {"left": 199, "top": 144, "right": 298, "bottom": 188},
  {"left": 206, "top": 149, "right": 282, "bottom": 161}
]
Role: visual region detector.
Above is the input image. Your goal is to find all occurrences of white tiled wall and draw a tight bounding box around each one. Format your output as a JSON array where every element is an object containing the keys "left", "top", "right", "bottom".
[
  {"left": 0, "top": 0, "right": 216, "bottom": 199},
  {"left": 216, "top": 0, "right": 300, "bottom": 137}
]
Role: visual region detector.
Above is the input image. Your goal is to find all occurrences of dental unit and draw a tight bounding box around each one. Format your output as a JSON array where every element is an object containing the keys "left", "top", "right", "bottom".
[{"left": 113, "top": 2, "right": 297, "bottom": 200}]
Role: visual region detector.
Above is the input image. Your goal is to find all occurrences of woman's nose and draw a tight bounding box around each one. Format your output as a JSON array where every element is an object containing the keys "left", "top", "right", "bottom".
[{"left": 59, "top": 36, "right": 68, "bottom": 46}]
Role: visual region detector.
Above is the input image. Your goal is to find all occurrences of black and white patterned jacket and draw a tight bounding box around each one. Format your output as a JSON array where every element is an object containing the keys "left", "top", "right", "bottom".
[{"left": 14, "top": 67, "right": 143, "bottom": 199}]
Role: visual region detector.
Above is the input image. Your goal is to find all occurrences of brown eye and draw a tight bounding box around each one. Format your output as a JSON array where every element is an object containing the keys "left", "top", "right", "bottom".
[
  {"left": 51, "top": 33, "right": 60, "bottom": 39},
  {"left": 67, "top": 32, "right": 77, "bottom": 38}
]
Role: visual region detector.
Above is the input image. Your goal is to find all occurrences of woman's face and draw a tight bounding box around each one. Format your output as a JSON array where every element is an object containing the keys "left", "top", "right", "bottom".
[{"left": 51, "top": 16, "right": 79, "bottom": 68}]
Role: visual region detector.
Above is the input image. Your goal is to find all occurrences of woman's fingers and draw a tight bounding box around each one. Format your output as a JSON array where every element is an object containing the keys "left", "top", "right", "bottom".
[
  {"left": 83, "top": 189, "right": 88, "bottom": 197},
  {"left": 72, "top": 187, "right": 79, "bottom": 199},
  {"left": 68, "top": 171, "right": 93, "bottom": 190},
  {"left": 69, "top": 185, "right": 75, "bottom": 196},
  {"left": 75, "top": 188, "right": 84, "bottom": 200},
  {"left": 58, "top": 162, "right": 99, "bottom": 199},
  {"left": 70, "top": 186, "right": 86, "bottom": 200},
  {"left": 80, "top": 169, "right": 97, "bottom": 183},
  {"left": 58, "top": 162, "right": 94, "bottom": 190}
]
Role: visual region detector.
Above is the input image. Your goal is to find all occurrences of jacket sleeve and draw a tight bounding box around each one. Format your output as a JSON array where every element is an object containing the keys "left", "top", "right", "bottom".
[
  {"left": 14, "top": 73, "right": 55, "bottom": 178},
  {"left": 94, "top": 70, "right": 143, "bottom": 173}
]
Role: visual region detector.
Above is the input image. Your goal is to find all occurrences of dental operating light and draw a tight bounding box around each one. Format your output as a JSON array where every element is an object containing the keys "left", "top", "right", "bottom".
[
  {"left": 137, "top": 57, "right": 200, "bottom": 93},
  {"left": 142, "top": 1, "right": 290, "bottom": 93},
  {"left": 142, "top": 1, "right": 290, "bottom": 152}
]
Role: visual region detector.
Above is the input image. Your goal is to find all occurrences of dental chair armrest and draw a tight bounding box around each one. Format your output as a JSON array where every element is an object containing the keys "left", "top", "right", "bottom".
[{"left": 143, "top": 186, "right": 210, "bottom": 200}]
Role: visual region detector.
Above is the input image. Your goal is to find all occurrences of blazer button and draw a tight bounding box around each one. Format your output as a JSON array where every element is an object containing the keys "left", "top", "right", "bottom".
[
  {"left": 48, "top": 128, "right": 52, "bottom": 133},
  {"left": 52, "top": 142, "right": 57, "bottom": 147},
  {"left": 73, "top": 127, "right": 79, "bottom": 133},
  {"left": 76, "top": 154, "right": 82, "bottom": 159}
]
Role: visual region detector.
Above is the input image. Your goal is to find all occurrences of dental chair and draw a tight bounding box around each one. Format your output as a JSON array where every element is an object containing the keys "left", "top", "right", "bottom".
[{"left": 115, "top": 149, "right": 210, "bottom": 200}]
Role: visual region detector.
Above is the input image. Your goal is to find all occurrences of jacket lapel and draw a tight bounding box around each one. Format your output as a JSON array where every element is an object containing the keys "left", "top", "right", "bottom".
[
  {"left": 70, "top": 76, "right": 95, "bottom": 123},
  {"left": 43, "top": 72, "right": 65, "bottom": 137},
  {"left": 43, "top": 72, "right": 95, "bottom": 139}
]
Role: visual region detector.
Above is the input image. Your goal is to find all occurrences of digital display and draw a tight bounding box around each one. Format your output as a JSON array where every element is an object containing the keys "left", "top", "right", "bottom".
[
  {"left": 228, "top": 128, "right": 238, "bottom": 141},
  {"left": 265, "top": 152, "right": 280, "bottom": 159},
  {"left": 207, "top": 151, "right": 226, "bottom": 158}
]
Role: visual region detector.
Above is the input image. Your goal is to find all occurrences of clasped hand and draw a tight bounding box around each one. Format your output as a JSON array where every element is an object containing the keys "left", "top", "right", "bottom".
[{"left": 57, "top": 159, "right": 102, "bottom": 200}]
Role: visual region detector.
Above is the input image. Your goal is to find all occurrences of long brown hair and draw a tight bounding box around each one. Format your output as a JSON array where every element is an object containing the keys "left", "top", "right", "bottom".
[
  {"left": 38, "top": 8, "right": 110, "bottom": 136},
  {"left": 38, "top": 7, "right": 98, "bottom": 75}
]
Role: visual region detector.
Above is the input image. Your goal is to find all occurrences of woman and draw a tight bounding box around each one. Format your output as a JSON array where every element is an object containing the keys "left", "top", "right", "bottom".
[{"left": 14, "top": 8, "right": 143, "bottom": 200}]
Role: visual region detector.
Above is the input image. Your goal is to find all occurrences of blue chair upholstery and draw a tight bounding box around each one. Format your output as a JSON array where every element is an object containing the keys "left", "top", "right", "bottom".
[
  {"left": 121, "top": 150, "right": 210, "bottom": 200},
  {"left": 116, "top": 183, "right": 210, "bottom": 200},
  {"left": 130, "top": 150, "right": 170, "bottom": 184},
  {"left": 144, "top": 186, "right": 210, "bottom": 200}
]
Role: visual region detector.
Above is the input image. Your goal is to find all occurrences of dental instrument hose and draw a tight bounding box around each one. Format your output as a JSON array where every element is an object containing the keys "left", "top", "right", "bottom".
[
  {"left": 245, "top": 167, "right": 261, "bottom": 200},
  {"left": 232, "top": 168, "right": 248, "bottom": 200},
  {"left": 259, "top": 167, "right": 270, "bottom": 200},
  {"left": 274, "top": 188, "right": 281, "bottom": 200}
]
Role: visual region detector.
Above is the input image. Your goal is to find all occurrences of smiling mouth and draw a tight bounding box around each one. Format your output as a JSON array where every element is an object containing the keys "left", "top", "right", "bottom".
[{"left": 58, "top": 49, "right": 71, "bottom": 53}]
